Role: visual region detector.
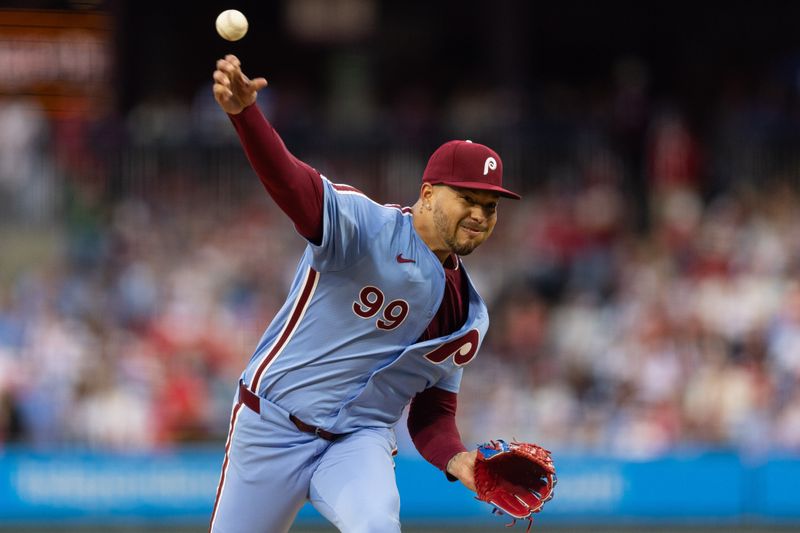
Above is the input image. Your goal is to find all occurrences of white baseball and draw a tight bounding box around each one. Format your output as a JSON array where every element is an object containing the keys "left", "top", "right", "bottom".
[{"left": 216, "top": 9, "right": 248, "bottom": 41}]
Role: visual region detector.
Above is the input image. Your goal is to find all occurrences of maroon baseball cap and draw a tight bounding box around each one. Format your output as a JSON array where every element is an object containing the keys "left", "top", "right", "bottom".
[{"left": 422, "top": 140, "right": 521, "bottom": 199}]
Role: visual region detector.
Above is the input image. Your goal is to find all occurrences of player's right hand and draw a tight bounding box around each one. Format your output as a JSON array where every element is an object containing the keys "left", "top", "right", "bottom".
[{"left": 212, "top": 54, "right": 268, "bottom": 115}]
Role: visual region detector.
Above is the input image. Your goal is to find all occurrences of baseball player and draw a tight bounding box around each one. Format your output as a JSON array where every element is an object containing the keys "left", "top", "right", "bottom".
[{"left": 209, "top": 54, "right": 521, "bottom": 533}]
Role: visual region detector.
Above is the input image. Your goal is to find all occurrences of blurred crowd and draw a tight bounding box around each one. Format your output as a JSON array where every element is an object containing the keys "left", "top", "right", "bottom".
[{"left": 2, "top": 56, "right": 800, "bottom": 459}]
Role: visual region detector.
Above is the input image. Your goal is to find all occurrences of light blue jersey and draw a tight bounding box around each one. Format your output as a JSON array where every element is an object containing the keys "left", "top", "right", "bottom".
[{"left": 242, "top": 177, "right": 490, "bottom": 434}]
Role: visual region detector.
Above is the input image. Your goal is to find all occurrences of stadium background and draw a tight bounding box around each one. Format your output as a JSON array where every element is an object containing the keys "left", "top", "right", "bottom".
[{"left": 2, "top": 0, "right": 800, "bottom": 531}]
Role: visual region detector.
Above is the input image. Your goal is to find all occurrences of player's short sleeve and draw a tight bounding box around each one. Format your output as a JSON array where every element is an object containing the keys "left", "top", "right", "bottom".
[
  {"left": 433, "top": 367, "right": 463, "bottom": 394},
  {"left": 308, "top": 177, "right": 384, "bottom": 272}
]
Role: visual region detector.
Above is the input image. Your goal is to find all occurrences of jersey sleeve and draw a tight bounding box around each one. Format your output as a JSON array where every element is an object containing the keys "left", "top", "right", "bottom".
[
  {"left": 407, "top": 386, "right": 468, "bottom": 479},
  {"left": 308, "top": 178, "right": 383, "bottom": 272},
  {"left": 229, "top": 104, "right": 324, "bottom": 243}
]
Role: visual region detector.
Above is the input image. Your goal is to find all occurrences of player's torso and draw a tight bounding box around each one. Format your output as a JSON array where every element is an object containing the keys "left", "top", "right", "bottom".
[{"left": 244, "top": 199, "right": 462, "bottom": 426}]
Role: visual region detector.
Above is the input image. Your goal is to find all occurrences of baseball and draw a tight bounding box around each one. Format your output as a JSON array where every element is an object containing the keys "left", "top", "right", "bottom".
[{"left": 216, "top": 9, "right": 248, "bottom": 41}]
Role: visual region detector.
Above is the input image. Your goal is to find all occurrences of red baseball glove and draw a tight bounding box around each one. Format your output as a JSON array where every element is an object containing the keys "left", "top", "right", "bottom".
[{"left": 473, "top": 440, "right": 557, "bottom": 530}]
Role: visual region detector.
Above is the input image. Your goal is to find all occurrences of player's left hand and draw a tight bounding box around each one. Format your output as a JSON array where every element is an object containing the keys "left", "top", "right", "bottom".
[
  {"left": 473, "top": 440, "right": 557, "bottom": 527},
  {"left": 446, "top": 450, "right": 478, "bottom": 491}
]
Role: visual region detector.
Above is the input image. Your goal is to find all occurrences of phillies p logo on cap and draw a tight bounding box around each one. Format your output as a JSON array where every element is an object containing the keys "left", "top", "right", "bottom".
[{"left": 483, "top": 157, "right": 497, "bottom": 176}]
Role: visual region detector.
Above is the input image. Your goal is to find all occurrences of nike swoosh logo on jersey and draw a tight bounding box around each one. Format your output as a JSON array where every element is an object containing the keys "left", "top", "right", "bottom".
[{"left": 396, "top": 254, "right": 415, "bottom": 264}]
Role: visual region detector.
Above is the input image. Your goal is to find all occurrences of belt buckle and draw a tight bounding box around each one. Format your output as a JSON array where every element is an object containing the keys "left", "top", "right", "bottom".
[{"left": 314, "top": 426, "right": 322, "bottom": 438}]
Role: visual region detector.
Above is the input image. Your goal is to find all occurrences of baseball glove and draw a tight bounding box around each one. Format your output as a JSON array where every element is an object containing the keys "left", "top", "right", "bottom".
[{"left": 473, "top": 440, "right": 557, "bottom": 530}]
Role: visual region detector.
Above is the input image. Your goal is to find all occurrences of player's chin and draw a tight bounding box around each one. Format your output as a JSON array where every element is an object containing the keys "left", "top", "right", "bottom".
[{"left": 451, "top": 238, "right": 483, "bottom": 256}]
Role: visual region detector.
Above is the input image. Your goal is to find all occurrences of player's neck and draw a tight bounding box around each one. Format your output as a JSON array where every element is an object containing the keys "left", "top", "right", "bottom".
[{"left": 412, "top": 202, "right": 451, "bottom": 264}]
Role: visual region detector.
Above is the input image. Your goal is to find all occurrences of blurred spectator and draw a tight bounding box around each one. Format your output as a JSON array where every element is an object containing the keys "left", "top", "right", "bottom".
[{"left": 0, "top": 98, "right": 52, "bottom": 221}]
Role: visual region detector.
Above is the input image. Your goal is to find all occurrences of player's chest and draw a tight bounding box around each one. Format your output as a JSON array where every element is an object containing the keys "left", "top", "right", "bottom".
[{"left": 344, "top": 255, "right": 444, "bottom": 335}]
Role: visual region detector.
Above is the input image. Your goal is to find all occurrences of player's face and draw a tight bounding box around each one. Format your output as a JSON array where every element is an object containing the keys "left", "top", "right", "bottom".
[{"left": 432, "top": 186, "right": 499, "bottom": 256}]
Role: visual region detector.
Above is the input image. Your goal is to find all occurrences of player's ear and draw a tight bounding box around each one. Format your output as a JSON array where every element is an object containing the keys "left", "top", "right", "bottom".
[{"left": 420, "top": 182, "right": 435, "bottom": 205}]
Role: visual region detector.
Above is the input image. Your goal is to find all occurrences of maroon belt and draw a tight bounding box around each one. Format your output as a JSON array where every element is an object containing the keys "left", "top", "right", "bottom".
[{"left": 238, "top": 380, "right": 343, "bottom": 442}]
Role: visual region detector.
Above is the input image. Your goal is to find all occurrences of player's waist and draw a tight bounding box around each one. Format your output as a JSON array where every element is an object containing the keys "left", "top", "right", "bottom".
[{"left": 237, "top": 379, "right": 345, "bottom": 441}]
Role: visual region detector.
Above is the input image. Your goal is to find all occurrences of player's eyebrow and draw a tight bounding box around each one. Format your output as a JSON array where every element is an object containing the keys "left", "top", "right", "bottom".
[{"left": 460, "top": 192, "right": 498, "bottom": 210}]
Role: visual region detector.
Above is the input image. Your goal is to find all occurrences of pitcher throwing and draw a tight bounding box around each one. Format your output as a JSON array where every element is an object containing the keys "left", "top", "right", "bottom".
[{"left": 208, "top": 54, "right": 545, "bottom": 533}]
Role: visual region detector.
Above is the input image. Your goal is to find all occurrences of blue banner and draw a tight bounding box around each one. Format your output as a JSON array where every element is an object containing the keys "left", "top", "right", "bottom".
[
  {"left": 755, "top": 455, "right": 800, "bottom": 518},
  {"left": 0, "top": 448, "right": 220, "bottom": 522},
  {"left": 0, "top": 448, "right": 797, "bottom": 525}
]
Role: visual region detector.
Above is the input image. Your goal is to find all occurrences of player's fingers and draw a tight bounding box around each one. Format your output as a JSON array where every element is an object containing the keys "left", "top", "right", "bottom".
[
  {"left": 213, "top": 70, "right": 231, "bottom": 87},
  {"left": 216, "top": 58, "right": 236, "bottom": 76},
  {"left": 212, "top": 83, "right": 233, "bottom": 102},
  {"left": 225, "top": 54, "right": 240, "bottom": 67},
  {"left": 251, "top": 77, "right": 268, "bottom": 90},
  {"left": 212, "top": 83, "right": 228, "bottom": 99}
]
